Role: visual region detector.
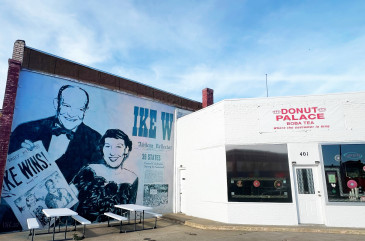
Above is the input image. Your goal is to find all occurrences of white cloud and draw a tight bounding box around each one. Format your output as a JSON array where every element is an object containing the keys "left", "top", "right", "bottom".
[{"left": 1, "top": 0, "right": 365, "bottom": 107}]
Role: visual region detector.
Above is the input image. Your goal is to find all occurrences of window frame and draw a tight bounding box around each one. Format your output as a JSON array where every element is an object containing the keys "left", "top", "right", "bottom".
[
  {"left": 226, "top": 144, "right": 293, "bottom": 203},
  {"left": 320, "top": 143, "right": 365, "bottom": 205}
]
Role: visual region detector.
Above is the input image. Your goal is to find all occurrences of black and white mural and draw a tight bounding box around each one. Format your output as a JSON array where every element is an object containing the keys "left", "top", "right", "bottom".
[{"left": 0, "top": 70, "right": 175, "bottom": 231}]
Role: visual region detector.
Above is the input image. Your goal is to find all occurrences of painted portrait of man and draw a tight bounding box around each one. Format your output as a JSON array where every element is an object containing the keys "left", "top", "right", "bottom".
[{"left": 8, "top": 85, "right": 101, "bottom": 183}]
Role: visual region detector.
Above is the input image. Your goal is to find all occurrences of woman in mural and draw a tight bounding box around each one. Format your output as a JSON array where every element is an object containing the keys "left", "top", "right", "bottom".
[{"left": 72, "top": 129, "right": 137, "bottom": 223}]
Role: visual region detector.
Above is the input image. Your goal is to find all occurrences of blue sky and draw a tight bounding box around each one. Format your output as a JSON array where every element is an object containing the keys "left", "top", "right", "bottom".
[{"left": 1, "top": 0, "right": 365, "bottom": 106}]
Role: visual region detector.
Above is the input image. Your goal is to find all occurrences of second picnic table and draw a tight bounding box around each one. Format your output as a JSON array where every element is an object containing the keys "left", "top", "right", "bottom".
[
  {"left": 114, "top": 204, "right": 152, "bottom": 231},
  {"left": 42, "top": 208, "right": 77, "bottom": 241}
]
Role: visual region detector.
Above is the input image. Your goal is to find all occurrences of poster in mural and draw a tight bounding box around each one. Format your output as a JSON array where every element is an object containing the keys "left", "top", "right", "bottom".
[
  {"left": 0, "top": 70, "right": 176, "bottom": 231},
  {"left": 143, "top": 184, "right": 168, "bottom": 207},
  {"left": 1, "top": 141, "right": 77, "bottom": 229}
]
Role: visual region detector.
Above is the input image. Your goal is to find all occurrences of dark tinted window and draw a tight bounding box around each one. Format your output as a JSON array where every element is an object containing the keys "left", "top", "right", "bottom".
[{"left": 226, "top": 144, "right": 292, "bottom": 203}]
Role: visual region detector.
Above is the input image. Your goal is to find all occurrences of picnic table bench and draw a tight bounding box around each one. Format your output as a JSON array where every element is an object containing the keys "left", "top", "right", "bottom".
[
  {"left": 144, "top": 211, "right": 162, "bottom": 229},
  {"left": 104, "top": 212, "right": 128, "bottom": 233},
  {"left": 72, "top": 215, "right": 91, "bottom": 238},
  {"left": 27, "top": 218, "right": 40, "bottom": 241}
]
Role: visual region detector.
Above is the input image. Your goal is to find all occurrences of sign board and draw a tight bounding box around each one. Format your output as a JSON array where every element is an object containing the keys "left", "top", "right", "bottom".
[{"left": 259, "top": 102, "right": 345, "bottom": 133}]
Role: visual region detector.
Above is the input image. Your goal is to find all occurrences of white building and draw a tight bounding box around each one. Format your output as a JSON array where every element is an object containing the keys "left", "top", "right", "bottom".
[{"left": 175, "top": 91, "right": 365, "bottom": 228}]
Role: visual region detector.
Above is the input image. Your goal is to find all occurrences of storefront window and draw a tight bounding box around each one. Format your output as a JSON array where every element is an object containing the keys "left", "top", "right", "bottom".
[
  {"left": 226, "top": 144, "right": 292, "bottom": 203},
  {"left": 322, "top": 144, "right": 365, "bottom": 202}
]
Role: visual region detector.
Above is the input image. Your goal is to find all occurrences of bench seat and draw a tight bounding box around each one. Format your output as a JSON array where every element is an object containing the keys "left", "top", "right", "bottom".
[
  {"left": 27, "top": 218, "right": 40, "bottom": 229},
  {"left": 144, "top": 211, "right": 162, "bottom": 228},
  {"left": 72, "top": 215, "right": 91, "bottom": 225},
  {"left": 27, "top": 218, "right": 40, "bottom": 241},
  {"left": 144, "top": 211, "right": 162, "bottom": 218},
  {"left": 104, "top": 212, "right": 128, "bottom": 221},
  {"left": 104, "top": 212, "right": 128, "bottom": 233},
  {"left": 72, "top": 215, "right": 91, "bottom": 237}
]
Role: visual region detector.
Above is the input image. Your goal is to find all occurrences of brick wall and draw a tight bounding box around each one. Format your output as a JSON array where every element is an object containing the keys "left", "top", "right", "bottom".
[
  {"left": 0, "top": 59, "right": 21, "bottom": 198},
  {"left": 12, "top": 40, "right": 25, "bottom": 63},
  {"left": 202, "top": 88, "right": 214, "bottom": 108}
]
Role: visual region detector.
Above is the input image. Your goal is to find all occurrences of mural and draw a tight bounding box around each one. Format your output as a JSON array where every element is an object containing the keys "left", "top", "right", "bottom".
[{"left": 0, "top": 70, "right": 176, "bottom": 231}]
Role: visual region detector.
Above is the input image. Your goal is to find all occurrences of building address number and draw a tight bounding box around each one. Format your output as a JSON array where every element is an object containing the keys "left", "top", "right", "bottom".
[{"left": 299, "top": 152, "right": 309, "bottom": 156}]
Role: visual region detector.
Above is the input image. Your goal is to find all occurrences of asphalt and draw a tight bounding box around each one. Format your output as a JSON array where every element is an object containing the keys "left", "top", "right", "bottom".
[{"left": 0, "top": 213, "right": 364, "bottom": 241}]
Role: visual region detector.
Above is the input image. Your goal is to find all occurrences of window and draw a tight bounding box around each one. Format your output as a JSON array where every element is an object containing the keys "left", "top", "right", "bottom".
[
  {"left": 226, "top": 144, "right": 292, "bottom": 203},
  {"left": 322, "top": 144, "right": 365, "bottom": 202},
  {"left": 296, "top": 168, "right": 315, "bottom": 194}
]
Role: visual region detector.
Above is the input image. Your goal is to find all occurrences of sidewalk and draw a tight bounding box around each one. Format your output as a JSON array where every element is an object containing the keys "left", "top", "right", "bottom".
[
  {"left": 0, "top": 214, "right": 364, "bottom": 241},
  {"left": 163, "top": 213, "right": 365, "bottom": 235}
]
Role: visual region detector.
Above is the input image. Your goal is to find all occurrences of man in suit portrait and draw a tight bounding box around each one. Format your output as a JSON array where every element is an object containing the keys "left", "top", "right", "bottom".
[{"left": 8, "top": 85, "right": 101, "bottom": 183}]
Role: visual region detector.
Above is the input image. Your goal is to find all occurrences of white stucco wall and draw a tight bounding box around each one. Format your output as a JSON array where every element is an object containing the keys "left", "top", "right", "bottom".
[
  {"left": 176, "top": 92, "right": 365, "bottom": 227},
  {"left": 175, "top": 103, "right": 228, "bottom": 221}
]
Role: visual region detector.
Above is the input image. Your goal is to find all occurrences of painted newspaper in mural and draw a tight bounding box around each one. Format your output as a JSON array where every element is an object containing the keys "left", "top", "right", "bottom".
[
  {"left": 0, "top": 70, "right": 175, "bottom": 232},
  {"left": 2, "top": 141, "right": 77, "bottom": 229}
]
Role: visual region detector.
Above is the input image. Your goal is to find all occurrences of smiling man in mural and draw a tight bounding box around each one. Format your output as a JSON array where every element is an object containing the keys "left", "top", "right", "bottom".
[
  {"left": 8, "top": 85, "right": 101, "bottom": 183},
  {"left": 0, "top": 85, "right": 101, "bottom": 231}
]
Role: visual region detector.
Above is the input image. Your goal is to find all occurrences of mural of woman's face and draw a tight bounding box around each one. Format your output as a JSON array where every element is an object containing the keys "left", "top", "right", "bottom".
[{"left": 103, "top": 138, "right": 129, "bottom": 168}]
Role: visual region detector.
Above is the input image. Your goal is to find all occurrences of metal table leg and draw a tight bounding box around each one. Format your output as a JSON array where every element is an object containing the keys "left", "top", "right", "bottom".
[
  {"left": 65, "top": 218, "right": 68, "bottom": 239},
  {"left": 142, "top": 210, "right": 145, "bottom": 230},
  {"left": 52, "top": 217, "right": 56, "bottom": 241},
  {"left": 48, "top": 217, "right": 51, "bottom": 233}
]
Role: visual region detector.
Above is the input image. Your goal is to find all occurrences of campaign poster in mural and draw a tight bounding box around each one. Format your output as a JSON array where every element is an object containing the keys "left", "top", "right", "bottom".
[
  {"left": 0, "top": 70, "right": 176, "bottom": 231},
  {"left": 2, "top": 141, "right": 77, "bottom": 229}
]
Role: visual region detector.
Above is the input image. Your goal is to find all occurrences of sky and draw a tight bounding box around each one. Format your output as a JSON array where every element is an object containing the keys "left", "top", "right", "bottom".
[{"left": 1, "top": 0, "right": 365, "bottom": 107}]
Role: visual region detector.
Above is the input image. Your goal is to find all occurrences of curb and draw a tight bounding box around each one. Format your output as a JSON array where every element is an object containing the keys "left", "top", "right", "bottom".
[
  {"left": 184, "top": 221, "right": 365, "bottom": 235},
  {"left": 162, "top": 214, "right": 365, "bottom": 235}
]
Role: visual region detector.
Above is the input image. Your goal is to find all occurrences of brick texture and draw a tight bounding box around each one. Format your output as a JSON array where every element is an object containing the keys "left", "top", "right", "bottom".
[
  {"left": 12, "top": 40, "right": 25, "bottom": 63},
  {"left": 202, "top": 88, "right": 214, "bottom": 108},
  {"left": 0, "top": 59, "right": 21, "bottom": 198}
]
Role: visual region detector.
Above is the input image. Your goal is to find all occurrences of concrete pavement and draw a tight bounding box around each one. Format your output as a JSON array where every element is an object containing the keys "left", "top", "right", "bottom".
[
  {"left": 0, "top": 213, "right": 364, "bottom": 241},
  {"left": 164, "top": 213, "right": 365, "bottom": 235}
]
